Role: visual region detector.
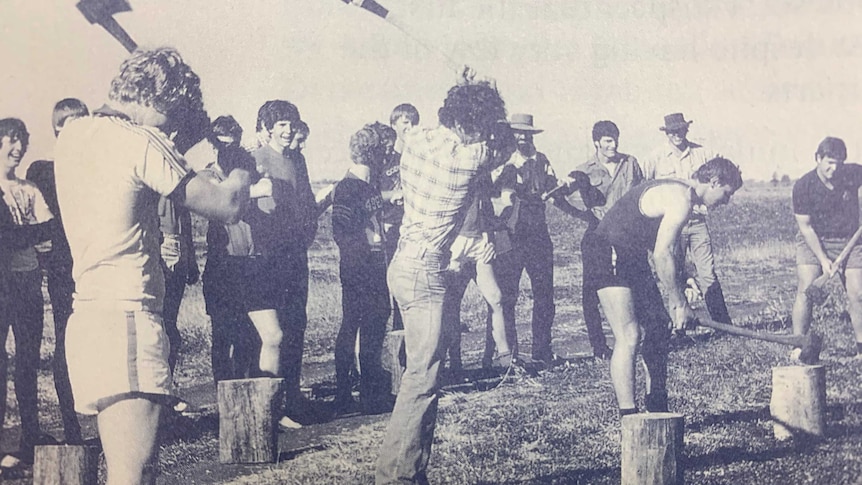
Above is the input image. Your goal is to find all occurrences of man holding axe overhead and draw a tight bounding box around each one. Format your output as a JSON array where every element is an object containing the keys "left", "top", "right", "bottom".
[
  {"left": 582, "top": 157, "right": 742, "bottom": 417},
  {"left": 792, "top": 136, "right": 862, "bottom": 359}
]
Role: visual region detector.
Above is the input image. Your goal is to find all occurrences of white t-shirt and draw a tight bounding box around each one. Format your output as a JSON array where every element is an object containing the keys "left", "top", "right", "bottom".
[
  {"left": 0, "top": 178, "right": 53, "bottom": 272},
  {"left": 54, "top": 113, "right": 191, "bottom": 312}
]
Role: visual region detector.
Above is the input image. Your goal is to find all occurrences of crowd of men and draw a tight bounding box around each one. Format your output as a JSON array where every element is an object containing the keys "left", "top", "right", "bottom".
[{"left": 0, "top": 47, "right": 859, "bottom": 484}]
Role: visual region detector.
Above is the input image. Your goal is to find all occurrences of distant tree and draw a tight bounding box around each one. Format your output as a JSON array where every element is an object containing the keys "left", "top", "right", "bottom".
[
  {"left": 771, "top": 171, "right": 780, "bottom": 187},
  {"left": 781, "top": 174, "right": 792, "bottom": 186}
]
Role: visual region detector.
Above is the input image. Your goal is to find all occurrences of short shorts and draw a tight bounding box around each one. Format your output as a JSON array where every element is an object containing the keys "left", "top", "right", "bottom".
[
  {"left": 795, "top": 233, "right": 862, "bottom": 269},
  {"left": 449, "top": 234, "right": 493, "bottom": 265},
  {"left": 581, "top": 233, "right": 654, "bottom": 290},
  {"left": 203, "top": 254, "right": 290, "bottom": 316},
  {"left": 66, "top": 303, "right": 172, "bottom": 414}
]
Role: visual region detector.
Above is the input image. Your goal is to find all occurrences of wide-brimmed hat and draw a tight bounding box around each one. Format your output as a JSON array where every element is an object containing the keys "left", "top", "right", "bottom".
[
  {"left": 508, "top": 113, "right": 543, "bottom": 134},
  {"left": 659, "top": 113, "right": 693, "bottom": 132}
]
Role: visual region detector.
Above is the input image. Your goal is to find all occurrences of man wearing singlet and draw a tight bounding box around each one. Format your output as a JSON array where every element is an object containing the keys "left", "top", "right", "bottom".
[{"left": 583, "top": 157, "right": 742, "bottom": 417}]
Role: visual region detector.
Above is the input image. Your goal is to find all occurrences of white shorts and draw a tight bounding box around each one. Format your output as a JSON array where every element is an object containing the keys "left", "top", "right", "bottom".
[
  {"left": 66, "top": 304, "right": 173, "bottom": 414},
  {"left": 449, "top": 235, "right": 492, "bottom": 265}
]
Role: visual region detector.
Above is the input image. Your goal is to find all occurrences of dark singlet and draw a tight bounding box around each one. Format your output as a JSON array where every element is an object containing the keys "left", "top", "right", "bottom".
[{"left": 594, "top": 179, "right": 693, "bottom": 252}]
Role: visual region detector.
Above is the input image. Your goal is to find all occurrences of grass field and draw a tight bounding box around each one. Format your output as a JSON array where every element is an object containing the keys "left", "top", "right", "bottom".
[{"left": 7, "top": 182, "right": 862, "bottom": 484}]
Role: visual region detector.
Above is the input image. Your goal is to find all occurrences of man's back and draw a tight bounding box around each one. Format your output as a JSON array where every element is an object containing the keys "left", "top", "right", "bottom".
[{"left": 54, "top": 112, "right": 189, "bottom": 310}]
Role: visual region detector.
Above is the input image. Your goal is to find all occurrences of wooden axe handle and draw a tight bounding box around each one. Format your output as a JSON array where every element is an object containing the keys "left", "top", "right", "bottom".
[
  {"left": 809, "top": 223, "right": 862, "bottom": 288},
  {"left": 695, "top": 316, "right": 808, "bottom": 348}
]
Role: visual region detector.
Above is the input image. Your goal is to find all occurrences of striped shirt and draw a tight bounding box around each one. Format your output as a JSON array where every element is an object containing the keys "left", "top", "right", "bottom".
[
  {"left": 398, "top": 125, "right": 488, "bottom": 252},
  {"left": 54, "top": 107, "right": 192, "bottom": 312}
]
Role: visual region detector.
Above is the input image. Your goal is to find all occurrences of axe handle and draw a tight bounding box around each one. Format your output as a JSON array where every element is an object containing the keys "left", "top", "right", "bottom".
[
  {"left": 809, "top": 224, "right": 862, "bottom": 288},
  {"left": 696, "top": 316, "right": 806, "bottom": 348},
  {"left": 100, "top": 16, "right": 138, "bottom": 53}
]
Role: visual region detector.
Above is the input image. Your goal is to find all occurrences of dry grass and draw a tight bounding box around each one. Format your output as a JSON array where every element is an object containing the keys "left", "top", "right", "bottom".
[{"left": 10, "top": 183, "right": 862, "bottom": 484}]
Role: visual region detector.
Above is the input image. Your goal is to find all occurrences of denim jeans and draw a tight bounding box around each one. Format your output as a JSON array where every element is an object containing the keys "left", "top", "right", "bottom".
[
  {"left": 679, "top": 218, "right": 732, "bottom": 324},
  {"left": 375, "top": 240, "right": 454, "bottom": 485}
]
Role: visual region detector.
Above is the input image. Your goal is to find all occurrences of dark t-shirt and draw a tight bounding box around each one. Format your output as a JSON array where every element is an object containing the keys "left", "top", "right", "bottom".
[
  {"left": 792, "top": 164, "right": 862, "bottom": 238},
  {"left": 331, "top": 175, "right": 385, "bottom": 262},
  {"left": 379, "top": 151, "right": 404, "bottom": 226},
  {"left": 25, "top": 160, "right": 71, "bottom": 262}
]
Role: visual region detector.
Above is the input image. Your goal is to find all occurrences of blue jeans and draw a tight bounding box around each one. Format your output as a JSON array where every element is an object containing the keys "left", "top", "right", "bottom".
[{"left": 376, "top": 240, "right": 454, "bottom": 485}]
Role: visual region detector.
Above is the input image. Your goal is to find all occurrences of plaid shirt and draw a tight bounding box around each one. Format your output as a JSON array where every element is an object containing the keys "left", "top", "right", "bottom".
[{"left": 399, "top": 125, "right": 488, "bottom": 252}]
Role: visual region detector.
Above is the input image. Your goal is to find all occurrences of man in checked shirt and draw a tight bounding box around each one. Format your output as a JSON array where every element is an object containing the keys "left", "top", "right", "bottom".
[{"left": 375, "top": 73, "right": 507, "bottom": 485}]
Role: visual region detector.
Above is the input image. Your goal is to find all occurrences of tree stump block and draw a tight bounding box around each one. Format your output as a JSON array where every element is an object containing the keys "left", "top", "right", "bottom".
[
  {"left": 621, "top": 413, "right": 685, "bottom": 485},
  {"left": 382, "top": 330, "right": 406, "bottom": 395},
  {"left": 218, "top": 377, "right": 284, "bottom": 463},
  {"left": 770, "top": 365, "right": 826, "bottom": 440},
  {"left": 32, "top": 445, "right": 99, "bottom": 485}
]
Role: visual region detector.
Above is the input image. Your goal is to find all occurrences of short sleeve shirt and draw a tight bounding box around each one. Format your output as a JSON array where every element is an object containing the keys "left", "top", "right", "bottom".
[
  {"left": 54, "top": 110, "right": 191, "bottom": 312},
  {"left": 0, "top": 178, "right": 54, "bottom": 271},
  {"left": 792, "top": 164, "right": 862, "bottom": 239}
]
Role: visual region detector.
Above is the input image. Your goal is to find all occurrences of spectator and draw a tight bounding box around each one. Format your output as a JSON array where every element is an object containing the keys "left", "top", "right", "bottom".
[
  {"left": 25, "top": 98, "right": 89, "bottom": 446},
  {"left": 331, "top": 123, "right": 392, "bottom": 414},
  {"left": 0, "top": 117, "right": 57, "bottom": 465}
]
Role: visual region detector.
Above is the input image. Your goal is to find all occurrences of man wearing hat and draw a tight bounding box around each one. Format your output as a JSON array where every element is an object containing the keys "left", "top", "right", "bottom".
[
  {"left": 642, "top": 113, "right": 733, "bottom": 325},
  {"left": 492, "top": 113, "right": 562, "bottom": 365}
]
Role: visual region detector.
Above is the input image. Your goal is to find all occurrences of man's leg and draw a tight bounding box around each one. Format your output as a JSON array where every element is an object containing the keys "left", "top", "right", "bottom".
[
  {"left": 375, "top": 251, "right": 448, "bottom": 485},
  {"left": 280, "top": 249, "right": 309, "bottom": 406},
  {"left": 635, "top": 273, "right": 672, "bottom": 412},
  {"left": 358, "top": 258, "right": 392, "bottom": 410},
  {"left": 597, "top": 286, "right": 639, "bottom": 412},
  {"left": 524, "top": 230, "right": 556, "bottom": 362},
  {"left": 687, "top": 220, "right": 732, "bottom": 324},
  {"left": 98, "top": 397, "right": 162, "bottom": 485},
  {"left": 488, "top": 249, "right": 522, "bottom": 360},
  {"left": 11, "top": 269, "right": 47, "bottom": 457},
  {"left": 161, "top": 263, "right": 187, "bottom": 374},
  {"left": 443, "top": 266, "right": 471, "bottom": 375},
  {"left": 335, "top": 263, "right": 362, "bottom": 404},
  {"left": 792, "top": 264, "right": 821, "bottom": 336},
  {"left": 582, "top": 232, "right": 609, "bottom": 357},
  {"left": 46, "top": 264, "right": 82, "bottom": 443}
]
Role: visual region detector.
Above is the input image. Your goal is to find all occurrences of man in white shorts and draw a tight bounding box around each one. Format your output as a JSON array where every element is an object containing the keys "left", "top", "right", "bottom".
[{"left": 54, "top": 48, "right": 256, "bottom": 485}]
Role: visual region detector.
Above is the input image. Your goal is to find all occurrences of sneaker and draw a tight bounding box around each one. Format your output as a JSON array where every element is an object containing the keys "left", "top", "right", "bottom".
[{"left": 278, "top": 416, "right": 303, "bottom": 430}]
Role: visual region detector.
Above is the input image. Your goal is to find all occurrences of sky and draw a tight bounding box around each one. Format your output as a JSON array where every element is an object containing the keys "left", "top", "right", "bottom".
[{"left": 1, "top": 0, "right": 861, "bottom": 181}]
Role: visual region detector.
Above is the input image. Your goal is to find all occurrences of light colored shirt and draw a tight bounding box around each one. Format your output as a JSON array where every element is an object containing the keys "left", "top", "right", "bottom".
[
  {"left": 0, "top": 178, "right": 53, "bottom": 271},
  {"left": 642, "top": 140, "right": 717, "bottom": 216},
  {"left": 641, "top": 140, "right": 716, "bottom": 181},
  {"left": 574, "top": 153, "right": 643, "bottom": 222},
  {"left": 399, "top": 125, "right": 488, "bottom": 252},
  {"left": 54, "top": 111, "right": 191, "bottom": 312}
]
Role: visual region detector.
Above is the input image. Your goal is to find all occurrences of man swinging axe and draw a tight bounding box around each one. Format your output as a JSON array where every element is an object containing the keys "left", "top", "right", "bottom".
[
  {"left": 582, "top": 156, "right": 743, "bottom": 417},
  {"left": 792, "top": 136, "right": 862, "bottom": 360}
]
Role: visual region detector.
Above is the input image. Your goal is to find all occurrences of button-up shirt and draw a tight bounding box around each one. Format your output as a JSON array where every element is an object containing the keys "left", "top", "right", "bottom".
[
  {"left": 642, "top": 140, "right": 717, "bottom": 216},
  {"left": 399, "top": 125, "right": 488, "bottom": 252},
  {"left": 641, "top": 140, "right": 716, "bottom": 181},
  {"left": 575, "top": 152, "right": 643, "bottom": 222}
]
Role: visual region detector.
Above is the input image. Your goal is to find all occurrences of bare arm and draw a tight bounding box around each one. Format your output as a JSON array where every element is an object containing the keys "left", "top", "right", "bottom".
[
  {"left": 649, "top": 187, "right": 693, "bottom": 329},
  {"left": 795, "top": 214, "right": 832, "bottom": 275},
  {"left": 176, "top": 169, "right": 251, "bottom": 224}
]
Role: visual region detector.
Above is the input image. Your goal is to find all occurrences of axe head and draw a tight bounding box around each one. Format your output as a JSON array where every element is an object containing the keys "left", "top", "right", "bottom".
[
  {"left": 797, "top": 332, "right": 823, "bottom": 365},
  {"left": 76, "top": 0, "right": 132, "bottom": 24}
]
